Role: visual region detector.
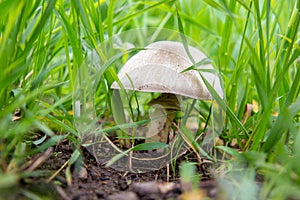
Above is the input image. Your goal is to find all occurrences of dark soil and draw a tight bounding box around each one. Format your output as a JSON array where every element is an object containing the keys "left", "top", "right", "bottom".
[{"left": 9, "top": 140, "right": 218, "bottom": 200}]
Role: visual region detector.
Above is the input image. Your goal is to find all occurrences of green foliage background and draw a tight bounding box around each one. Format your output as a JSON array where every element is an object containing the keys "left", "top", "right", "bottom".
[{"left": 0, "top": 0, "right": 299, "bottom": 199}]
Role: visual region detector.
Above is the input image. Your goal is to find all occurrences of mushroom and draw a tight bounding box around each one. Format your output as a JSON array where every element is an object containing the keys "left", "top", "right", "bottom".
[{"left": 111, "top": 41, "right": 223, "bottom": 144}]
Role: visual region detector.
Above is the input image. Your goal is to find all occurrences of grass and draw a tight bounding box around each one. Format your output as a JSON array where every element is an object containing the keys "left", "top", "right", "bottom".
[{"left": 0, "top": 0, "right": 299, "bottom": 199}]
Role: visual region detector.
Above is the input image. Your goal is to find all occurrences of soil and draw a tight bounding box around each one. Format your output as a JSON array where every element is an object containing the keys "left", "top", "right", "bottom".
[{"left": 7, "top": 140, "right": 218, "bottom": 200}]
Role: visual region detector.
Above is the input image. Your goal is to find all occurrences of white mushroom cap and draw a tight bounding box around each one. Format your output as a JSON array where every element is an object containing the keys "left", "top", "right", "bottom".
[{"left": 111, "top": 41, "right": 223, "bottom": 99}]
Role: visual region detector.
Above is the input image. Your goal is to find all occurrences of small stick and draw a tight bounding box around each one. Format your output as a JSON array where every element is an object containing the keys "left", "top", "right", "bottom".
[
  {"left": 47, "top": 159, "right": 70, "bottom": 183},
  {"left": 166, "top": 163, "right": 170, "bottom": 182}
]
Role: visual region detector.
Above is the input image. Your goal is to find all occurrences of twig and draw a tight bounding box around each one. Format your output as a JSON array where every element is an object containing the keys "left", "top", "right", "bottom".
[{"left": 47, "top": 159, "right": 70, "bottom": 183}]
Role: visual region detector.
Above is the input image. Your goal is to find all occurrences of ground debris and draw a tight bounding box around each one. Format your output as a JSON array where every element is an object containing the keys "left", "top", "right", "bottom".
[
  {"left": 107, "top": 191, "right": 139, "bottom": 200},
  {"left": 33, "top": 141, "right": 218, "bottom": 200},
  {"left": 131, "top": 181, "right": 181, "bottom": 198}
]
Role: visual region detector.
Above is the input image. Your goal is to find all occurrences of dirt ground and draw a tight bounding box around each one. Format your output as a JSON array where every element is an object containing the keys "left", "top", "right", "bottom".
[{"left": 7, "top": 140, "right": 218, "bottom": 200}]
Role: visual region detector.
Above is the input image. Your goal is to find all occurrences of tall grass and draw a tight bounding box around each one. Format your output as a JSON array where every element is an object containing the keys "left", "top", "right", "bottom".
[
  {"left": 0, "top": 0, "right": 299, "bottom": 199},
  {"left": 0, "top": 0, "right": 75, "bottom": 195}
]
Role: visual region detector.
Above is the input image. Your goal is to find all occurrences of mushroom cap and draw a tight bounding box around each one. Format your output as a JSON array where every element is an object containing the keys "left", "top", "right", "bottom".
[{"left": 111, "top": 41, "right": 223, "bottom": 99}]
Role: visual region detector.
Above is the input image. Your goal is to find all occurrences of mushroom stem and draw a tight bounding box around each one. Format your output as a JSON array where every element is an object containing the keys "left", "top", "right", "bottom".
[{"left": 136, "top": 93, "right": 180, "bottom": 143}]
